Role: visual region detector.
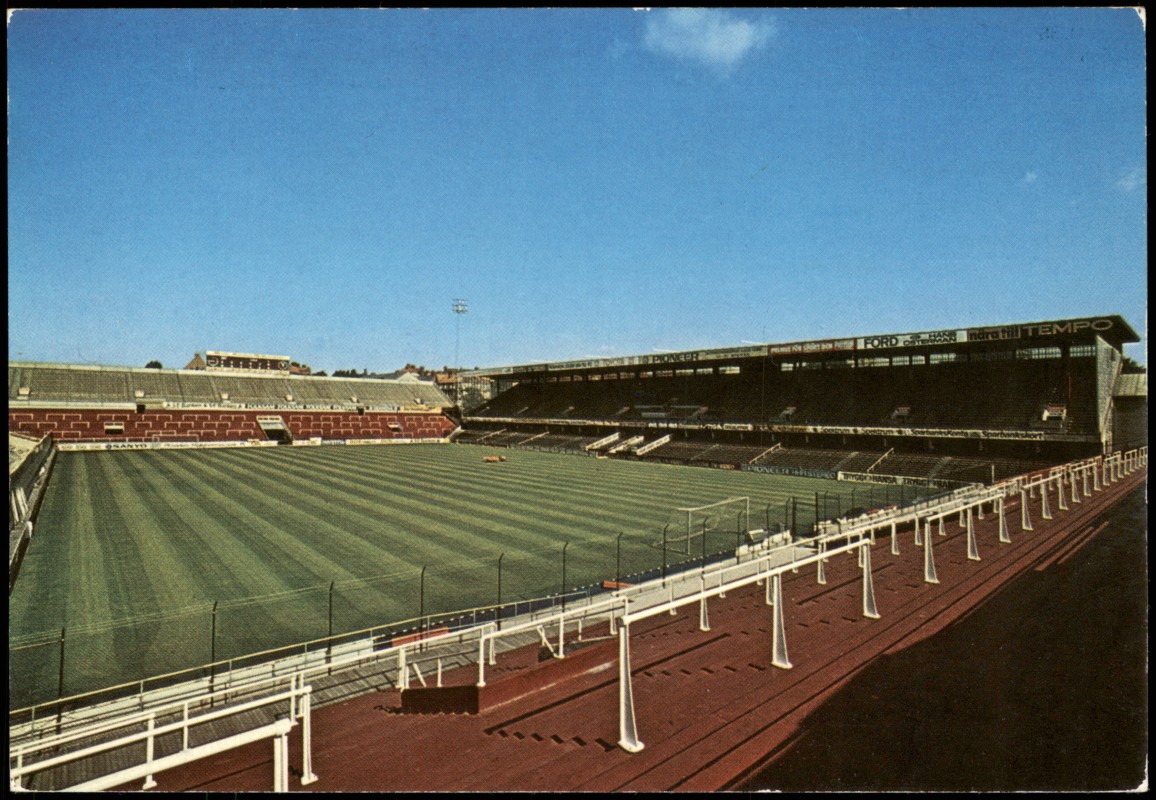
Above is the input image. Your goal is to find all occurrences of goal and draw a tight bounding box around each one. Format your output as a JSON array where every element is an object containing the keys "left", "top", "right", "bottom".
[{"left": 666, "top": 497, "right": 751, "bottom": 555}]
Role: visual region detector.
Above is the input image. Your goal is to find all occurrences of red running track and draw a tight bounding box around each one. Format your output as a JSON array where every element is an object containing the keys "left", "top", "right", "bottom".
[{"left": 123, "top": 468, "right": 1147, "bottom": 792}]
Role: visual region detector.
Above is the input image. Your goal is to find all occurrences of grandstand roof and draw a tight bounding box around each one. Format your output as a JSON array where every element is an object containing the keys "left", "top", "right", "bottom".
[
  {"left": 461, "top": 314, "right": 1140, "bottom": 379},
  {"left": 8, "top": 433, "right": 40, "bottom": 473},
  {"left": 8, "top": 361, "right": 453, "bottom": 409},
  {"left": 1114, "top": 372, "right": 1147, "bottom": 398}
]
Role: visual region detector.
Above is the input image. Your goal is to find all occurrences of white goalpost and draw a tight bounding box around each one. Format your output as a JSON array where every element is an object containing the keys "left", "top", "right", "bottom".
[{"left": 673, "top": 497, "right": 751, "bottom": 555}]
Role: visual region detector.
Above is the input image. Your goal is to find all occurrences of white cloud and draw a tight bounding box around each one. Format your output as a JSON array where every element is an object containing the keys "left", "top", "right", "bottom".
[
  {"left": 643, "top": 8, "right": 774, "bottom": 72},
  {"left": 1116, "top": 167, "right": 1145, "bottom": 192}
]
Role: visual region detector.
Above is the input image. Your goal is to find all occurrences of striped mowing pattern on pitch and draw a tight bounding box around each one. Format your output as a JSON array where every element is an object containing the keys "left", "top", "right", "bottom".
[{"left": 9, "top": 444, "right": 919, "bottom": 706}]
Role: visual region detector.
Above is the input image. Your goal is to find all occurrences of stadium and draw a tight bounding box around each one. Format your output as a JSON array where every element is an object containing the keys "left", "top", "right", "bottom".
[{"left": 8, "top": 314, "right": 1147, "bottom": 791}]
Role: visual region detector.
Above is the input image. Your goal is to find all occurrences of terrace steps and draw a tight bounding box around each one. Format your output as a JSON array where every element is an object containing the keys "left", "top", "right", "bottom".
[{"left": 108, "top": 469, "right": 1146, "bottom": 792}]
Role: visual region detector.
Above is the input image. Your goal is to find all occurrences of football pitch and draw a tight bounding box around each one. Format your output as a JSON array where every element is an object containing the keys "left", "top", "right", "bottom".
[{"left": 10, "top": 443, "right": 929, "bottom": 707}]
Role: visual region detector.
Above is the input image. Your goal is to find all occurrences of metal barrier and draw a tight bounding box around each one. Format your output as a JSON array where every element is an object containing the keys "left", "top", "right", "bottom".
[
  {"left": 10, "top": 674, "right": 315, "bottom": 792},
  {"left": 611, "top": 447, "right": 1146, "bottom": 752}
]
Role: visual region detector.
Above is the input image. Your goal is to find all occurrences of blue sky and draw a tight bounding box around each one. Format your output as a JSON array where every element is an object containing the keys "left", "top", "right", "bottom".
[{"left": 8, "top": 8, "right": 1147, "bottom": 372}]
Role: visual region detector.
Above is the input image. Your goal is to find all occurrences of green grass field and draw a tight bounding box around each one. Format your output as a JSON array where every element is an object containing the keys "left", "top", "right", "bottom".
[{"left": 9, "top": 443, "right": 928, "bottom": 707}]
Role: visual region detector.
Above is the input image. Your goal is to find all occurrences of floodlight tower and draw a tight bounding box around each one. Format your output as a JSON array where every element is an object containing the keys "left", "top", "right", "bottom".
[{"left": 452, "top": 299, "right": 468, "bottom": 409}]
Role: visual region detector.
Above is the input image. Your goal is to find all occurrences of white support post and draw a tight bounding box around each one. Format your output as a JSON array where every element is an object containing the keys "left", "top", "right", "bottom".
[
  {"left": 817, "top": 540, "right": 827, "bottom": 585},
  {"left": 436, "top": 658, "right": 443, "bottom": 688},
  {"left": 1021, "top": 489, "right": 1033, "bottom": 531},
  {"left": 411, "top": 663, "right": 427, "bottom": 687},
  {"left": 557, "top": 616, "right": 565, "bottom": 659},
  {"left": 398, "top": 647, "right": 409, "bottom": 691},
  {"left": 939, "top": 515, "right": 946, "bottom": 537},
  {"left": 1094, "top": 463, "right": 1102, "bottom": 491},
  {"left": 998, "top": 496, "right": 1010, "bottom": 543},
  {"left": 142, "top": 715, "right": 158, "bottom": 790},
  {"left": 669, "top": 583, "right": 677, "bottom": 615},
  {"left": 771, "top": 573, "right": 792, "bottom": 669},
  {"left": 617, "top": 619, "right": 644, "bottom": 753},
  {"left": 857, "top": 542, "right": 865, "bottom": 568},
  {"left": 765, "top": 562, "right": 773, "bottom": 605},
  {"left": 914, "top": 514, "right": 923, "bottom": 546},
  {"left": 273, "top": 730, "right": 287, "bottom": 793},
  {"left": 536, "top": 626, "right": 555, "bottom": 658},
  {"left": 718, "top": 569, "right": 726, "bottom": 599},
  {"left": 958, "top": 509, "right": 965, "bottom": 528},
  {"left": 1058, "top": 476, "right": 1069, "bottom": 511},
  {"left": 699, "top": 575, "right": 710, "bottom": 632},
  {"left": 272, "top": 731, "right": 283, "bottom": 794},
  {"left": 1083, "top": 468, "right": 1091, "bottom": 497},
  {"left": 861, "top": 544, "right": 880, "bottom": 619},
  {"left": 477, "top": 636, "right": 487, "bottom": 687},
  {"left": 977, "top": 501, "right": 984, "bottom": 520},
  {"left": 489, "top": 635, "right": 497, "bottom": 666},
  {"left": 966, "top": 507, "right": 980, "bottom": 561},
  {"left": 891, "top": 521, "right": 899, "bottom": 556},
  {"left": 1041, "top": 480, "right": 1052, "bottom": 519},
  {"left": 923, "top": 519, "right": 939, "bottom": 584},
  {"left": 182, "top": 702, "right": 190, "bottom": 751},
  {"left": 301, "top": 690, "right": 318, "bottom": 785},
  {"left": 1071, "top": 472, "right": 1081, "bottom": 504},
  {"left": 290, "top": 673, "right": 299, "bottom": 720}
]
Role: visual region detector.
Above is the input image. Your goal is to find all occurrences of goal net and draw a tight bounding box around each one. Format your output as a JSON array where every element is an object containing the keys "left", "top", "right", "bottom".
[{"left": 661, "top": 496, "right": 751, "bottom": 556}]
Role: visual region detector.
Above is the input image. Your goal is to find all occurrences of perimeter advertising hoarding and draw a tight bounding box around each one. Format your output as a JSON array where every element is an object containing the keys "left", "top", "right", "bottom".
[
  {"left": 770, "top": 424, "right": 1050, "bottom": 441},
  {"left": 857, "top": 317, "right": 1119, "bottom": 351},
  {"left": 858, "top": 329, "right": 964, "bottom": 350},
  {"left": 768, "top": 338, "right": 856, "bottom": 356},
  {"left": 541, "top": 344, "right": 770, "bottom": 373},
  {"left": 966, "top": 317, "right": 1117, "bottom": 342},
  {"left": 205, "top": 351, "right": 291, "bottom": 373},
  {"left": 462, "top": 316, "right": 1123, "bottom": 377}
]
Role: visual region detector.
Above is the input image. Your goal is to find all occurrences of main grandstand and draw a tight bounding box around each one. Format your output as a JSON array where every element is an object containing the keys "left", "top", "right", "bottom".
[
  {"left": 460, "top": 315, "right": 1144, "bottom": 479},
  {"left": 7, "top": 314, "right": 1147, "bottom": 792}
]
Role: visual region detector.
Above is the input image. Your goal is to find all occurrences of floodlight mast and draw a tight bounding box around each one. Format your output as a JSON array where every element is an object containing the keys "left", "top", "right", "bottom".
[{"left": 453, "top": 299, "right": 468, "bottom": 409}]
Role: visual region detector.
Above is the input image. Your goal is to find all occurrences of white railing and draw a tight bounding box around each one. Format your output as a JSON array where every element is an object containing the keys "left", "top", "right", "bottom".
[
  {"left": 612, "top": 447, "right": 1146, "bottom": 752},
  {"left": 10, "top": 674, "right": 316, "bottom": 793}
]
